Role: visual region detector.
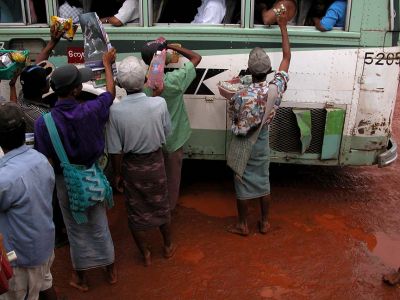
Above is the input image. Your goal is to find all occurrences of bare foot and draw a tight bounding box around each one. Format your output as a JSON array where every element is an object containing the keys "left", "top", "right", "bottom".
[
  {"left": 227, "top": 224, "right": 249, "bottom": 236},
  {"left": 383, "top": 269, "right": 400, "bottom": 285},
  {"left": 105, "top": 264, "right": 117, "bottom": 284},
  {"left": 69, "top": 273, "right": 88, "bottom": 292},
  {"left": 258, "top": 220, "right": 271, "bottom": 234},
  {"left": 143, "top": 248, "right": 152, "bottom": 267},
  {"left": 163, "top": 244, "right": 177, "bottom": 259}
]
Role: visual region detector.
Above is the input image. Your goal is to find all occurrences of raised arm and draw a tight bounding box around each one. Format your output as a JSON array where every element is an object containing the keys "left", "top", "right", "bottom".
[
  {"left": 35, "top": 24, "right": 65, "bottom": 63},
  {"left": 102, "top": 48, "right": 117, "bottom": 98},
  {"left": 277, "top": 11, "right": 291, "bottom": 72},
  {"left": 167, "top": 44, "right": 202, "bottom": 67}
]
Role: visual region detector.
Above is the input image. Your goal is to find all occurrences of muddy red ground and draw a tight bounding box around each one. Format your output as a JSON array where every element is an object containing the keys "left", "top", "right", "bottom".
[{"left": 52, "top": 92, "right": 400, "bottom": 299}]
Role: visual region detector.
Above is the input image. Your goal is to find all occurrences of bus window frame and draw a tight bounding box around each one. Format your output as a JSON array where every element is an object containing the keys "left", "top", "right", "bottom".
[
  {"left": 149, "top": 0, "right": 245, "bottom": 27},
  {"left": 0, "top": 0, "right": 27, "bottom": 25},
  {"left": 250, "top": 0, "right": 353, "bottom": 32},
  {"left": 52, "top": 0, "right": 143, "bottom": 27}
]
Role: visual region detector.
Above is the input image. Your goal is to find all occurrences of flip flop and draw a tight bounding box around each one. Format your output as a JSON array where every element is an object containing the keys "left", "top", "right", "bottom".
[{"left": 227, "top": 224, "right": 249, "bottom": 237}]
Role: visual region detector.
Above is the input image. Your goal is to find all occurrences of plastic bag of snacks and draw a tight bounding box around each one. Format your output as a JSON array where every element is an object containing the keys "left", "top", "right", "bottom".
[
  {"left": 51, "top": 16, "right": 78, "bottom": 41},
  {"left": 0, "top": 50, "right": 29, "bottom": 80},
  {"left": 217, "top": 75, "right": 252, "bottom": 100}
]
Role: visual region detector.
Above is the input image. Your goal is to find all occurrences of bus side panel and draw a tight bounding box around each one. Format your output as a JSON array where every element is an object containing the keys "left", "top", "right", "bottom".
[{"left": 353, "top": 47, "right": 400, "bottom": 149}]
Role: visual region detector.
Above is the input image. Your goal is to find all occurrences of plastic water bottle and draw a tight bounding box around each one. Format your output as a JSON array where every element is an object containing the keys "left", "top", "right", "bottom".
[{"left": 147, "top": 49, "right": 166, "bottom": 90}]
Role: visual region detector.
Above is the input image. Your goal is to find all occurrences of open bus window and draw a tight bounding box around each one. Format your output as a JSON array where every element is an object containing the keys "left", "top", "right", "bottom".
[
  {"left": 0, "top": 0, "right": 24, "bottom": 23},
  {"left": 0, "top": 0, "right": 47, "bottom": 24},
  {"left": 155, "top": 0, "right": 242, "bottom": 25},
  {"left": 57, "top": 0, "right": 140, "bottom": 26},
  {"left": 57, "top": 0, "right": 84, "bottom": 24},
  {"left": 254, "top": 0, "right": 347, "bottom": 30},
  {"left": 97, "top": 0, "right": 140, "bottom": 26}
]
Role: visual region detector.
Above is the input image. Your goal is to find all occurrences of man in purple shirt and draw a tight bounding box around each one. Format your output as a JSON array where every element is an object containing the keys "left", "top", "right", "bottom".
[{"left": 34, "top": 48, "right": 117, "bottom": 292}]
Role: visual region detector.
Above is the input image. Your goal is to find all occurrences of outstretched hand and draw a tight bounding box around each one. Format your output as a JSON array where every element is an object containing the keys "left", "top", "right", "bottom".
[
  {"left": 103, "top": 48, "right": 117, "bottom": 67},
  {"left": 50, "top": 24, "right": 66, "bottom": 43},
  {"left": 276, "top": 10, "right": 289, "bottom": 27}
]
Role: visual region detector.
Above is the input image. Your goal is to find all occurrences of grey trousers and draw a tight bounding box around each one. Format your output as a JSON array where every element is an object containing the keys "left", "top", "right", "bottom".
[{"left": 163, "top": 147, "right": 184, "bottom": 211}]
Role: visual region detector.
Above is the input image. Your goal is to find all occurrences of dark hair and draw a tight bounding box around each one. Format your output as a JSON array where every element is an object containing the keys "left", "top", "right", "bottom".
[
  {"left": 252, "top": 72, "right": 268, "bottom": 82},
  {"left": 0, "top": 122, "right": 26, "bottom": 151},
  {"left": 66, "top": 0, "right": 83, "bottom": 8}
]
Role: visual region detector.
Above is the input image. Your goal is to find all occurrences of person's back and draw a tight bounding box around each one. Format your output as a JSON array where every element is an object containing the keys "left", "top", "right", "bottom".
[
  {"left": 108, "top": 93, "right": 170, "bottom": 154},
  {"left": 0, "top": 102, "right": 56, "bottom": 299},
  {"left": 0, "top": 146, "right": 55, "bottom": 267},
  {"left": 192, "top": 0, "right": 226, "bottom": 24}
]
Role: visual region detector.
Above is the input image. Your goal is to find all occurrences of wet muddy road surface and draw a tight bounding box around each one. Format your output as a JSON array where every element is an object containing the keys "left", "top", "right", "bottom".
[{"left": 52, "top": 96, "right": 400, "bottom": 299}]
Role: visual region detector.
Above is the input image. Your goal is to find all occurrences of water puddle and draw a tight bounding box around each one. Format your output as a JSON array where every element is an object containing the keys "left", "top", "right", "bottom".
[
  {"left": 314, "top": 214, "right": 377, "bottom": 250},
  {"left": 371, "top": 232, "right": 400, "bottom": 268}
]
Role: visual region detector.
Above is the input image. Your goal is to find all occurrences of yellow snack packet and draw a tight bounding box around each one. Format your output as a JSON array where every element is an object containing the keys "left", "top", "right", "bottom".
[{"left": 51, "top": 16, "right": 78, "bottom": 41}]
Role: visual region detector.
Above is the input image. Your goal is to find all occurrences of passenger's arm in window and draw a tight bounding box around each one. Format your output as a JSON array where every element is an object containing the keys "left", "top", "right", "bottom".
[
  {"left": 167, "top": 44, "right": 202, "bottom": 67},
  {"left": 277, "top": 11, "right": 291, "bottom": 72},
  {"left": 35, "top": 24, "right": 65, "bottom": 63},
  {"left": 100, "top": 16, "right": 123, "bottom": 27},
  {"left": 100, "top": 0, "right": 139, "bottom": 26},
  {"left": 262, "top": 0, "right": 297, "bottom": 25},
  {"left": 103, "top": 48, "right": 117, "bottom": 98},
  {"left": 313, "top": 17, "right": 327, "bottom": 31}
]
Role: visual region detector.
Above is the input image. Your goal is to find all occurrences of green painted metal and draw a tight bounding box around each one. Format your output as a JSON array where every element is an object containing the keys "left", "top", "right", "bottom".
[
  {"left": 321, "top": 109, "right": 345, "bottom": 160},
  {"left": 183, "top": 129, "right": 227, "bottom": 160},
  {"left": 182, "top": 128, "right": 391, "bottom": 167},
  {"left": 293, "top": 109, "right": 312, "bottom": 154}
]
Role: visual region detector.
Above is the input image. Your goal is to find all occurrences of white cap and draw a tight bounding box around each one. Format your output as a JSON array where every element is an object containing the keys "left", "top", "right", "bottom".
[{"left": 117, "top": 56, "right": 147, "bottom": 92}]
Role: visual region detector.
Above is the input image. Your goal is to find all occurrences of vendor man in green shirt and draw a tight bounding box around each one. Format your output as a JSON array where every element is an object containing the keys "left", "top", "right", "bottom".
[{"left": 141, "top": 41, "right": 202, "bottom": 211}]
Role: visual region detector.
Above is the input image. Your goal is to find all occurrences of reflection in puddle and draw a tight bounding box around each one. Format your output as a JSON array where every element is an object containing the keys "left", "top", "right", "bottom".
[
  {"left": 372, "top": 232, "right": 400, "bottom": 268},
  {"left": 314, "top": 214, "right": 377, "bottom": 250}
]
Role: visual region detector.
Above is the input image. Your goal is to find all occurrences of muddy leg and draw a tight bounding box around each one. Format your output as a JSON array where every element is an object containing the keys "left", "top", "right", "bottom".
[
  {"left": 227, "top": 199, "right": 249, "bottom": 236},
  {"left": 69, "top": 270, "right": 88, "bottom": 292},
  {"left": 159, "top": 222, "right": 176, "bottom": 258},
  {"left": 105, "top": 263, "right": 117, "bottom": 284},
  {"left": 258, "top": 195, "right": 271, "bottom": 234},
  {"left": 130, "top": 229, "right": 151, "bottom": 266}
]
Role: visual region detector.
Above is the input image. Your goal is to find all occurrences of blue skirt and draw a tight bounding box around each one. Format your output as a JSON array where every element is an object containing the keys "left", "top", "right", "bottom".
[
  {"left": 234, "top": 126, "right": 270, "bottom": 200},
  {"left": 56, "top": 175, "right": 115, "bottom": 270}
]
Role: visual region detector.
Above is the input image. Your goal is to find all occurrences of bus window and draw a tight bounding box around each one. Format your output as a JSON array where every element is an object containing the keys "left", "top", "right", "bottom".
[
  {"left": 154, "top": 0, "right": 242, "bottom": 25},
  {"left": 254, "top": 0, "right": 348, "bottom": 30},
  {"left": 97, "top": 0, "right": 140, "bottom": 26},
  {"left": 0, "top": 0, "right": 24, "bottom": 23},
  {"left": 58, "top": 0, "right": 140, "bottom": 26},
  {"left": 57, "top": 0, "right": 84, "bottom": 24}
]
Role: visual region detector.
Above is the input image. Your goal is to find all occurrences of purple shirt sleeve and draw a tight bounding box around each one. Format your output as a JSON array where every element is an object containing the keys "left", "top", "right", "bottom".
[
  {"left": 82, "top": 92, "right": 114, "bottom": 123},
  {"left": 34, "top": 116, "right": 52, "bottom": 158}
]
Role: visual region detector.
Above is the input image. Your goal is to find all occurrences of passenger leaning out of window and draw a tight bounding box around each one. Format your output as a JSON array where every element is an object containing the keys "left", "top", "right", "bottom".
[
  {"left": 59, "top": 0, "right": 84, "bottom": 24},
  {"left": 313, "top": 0, "right": 347, "bottom": 31},
  {"left": 191, "top": 0, "right": 226, "bottom": 24},
  {"left": 258, "top": 0, "right": 297, "bottom": 25},
  {"left": 100, "top": 0, "right": 139, "bottom": 26}
]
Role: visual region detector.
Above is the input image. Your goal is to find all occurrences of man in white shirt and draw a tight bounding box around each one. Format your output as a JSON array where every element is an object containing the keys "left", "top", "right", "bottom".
[
  {"left": 192, "top": 0, "right": 226, "bottom": 24},
  {"left": 100, "top": 0, "right": 139, "bottom": 26}
]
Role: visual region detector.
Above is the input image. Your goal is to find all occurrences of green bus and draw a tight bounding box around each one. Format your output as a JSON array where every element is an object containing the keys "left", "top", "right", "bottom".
[{"left": 0, "top": 0, "right": 398, "bottom": 167}]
